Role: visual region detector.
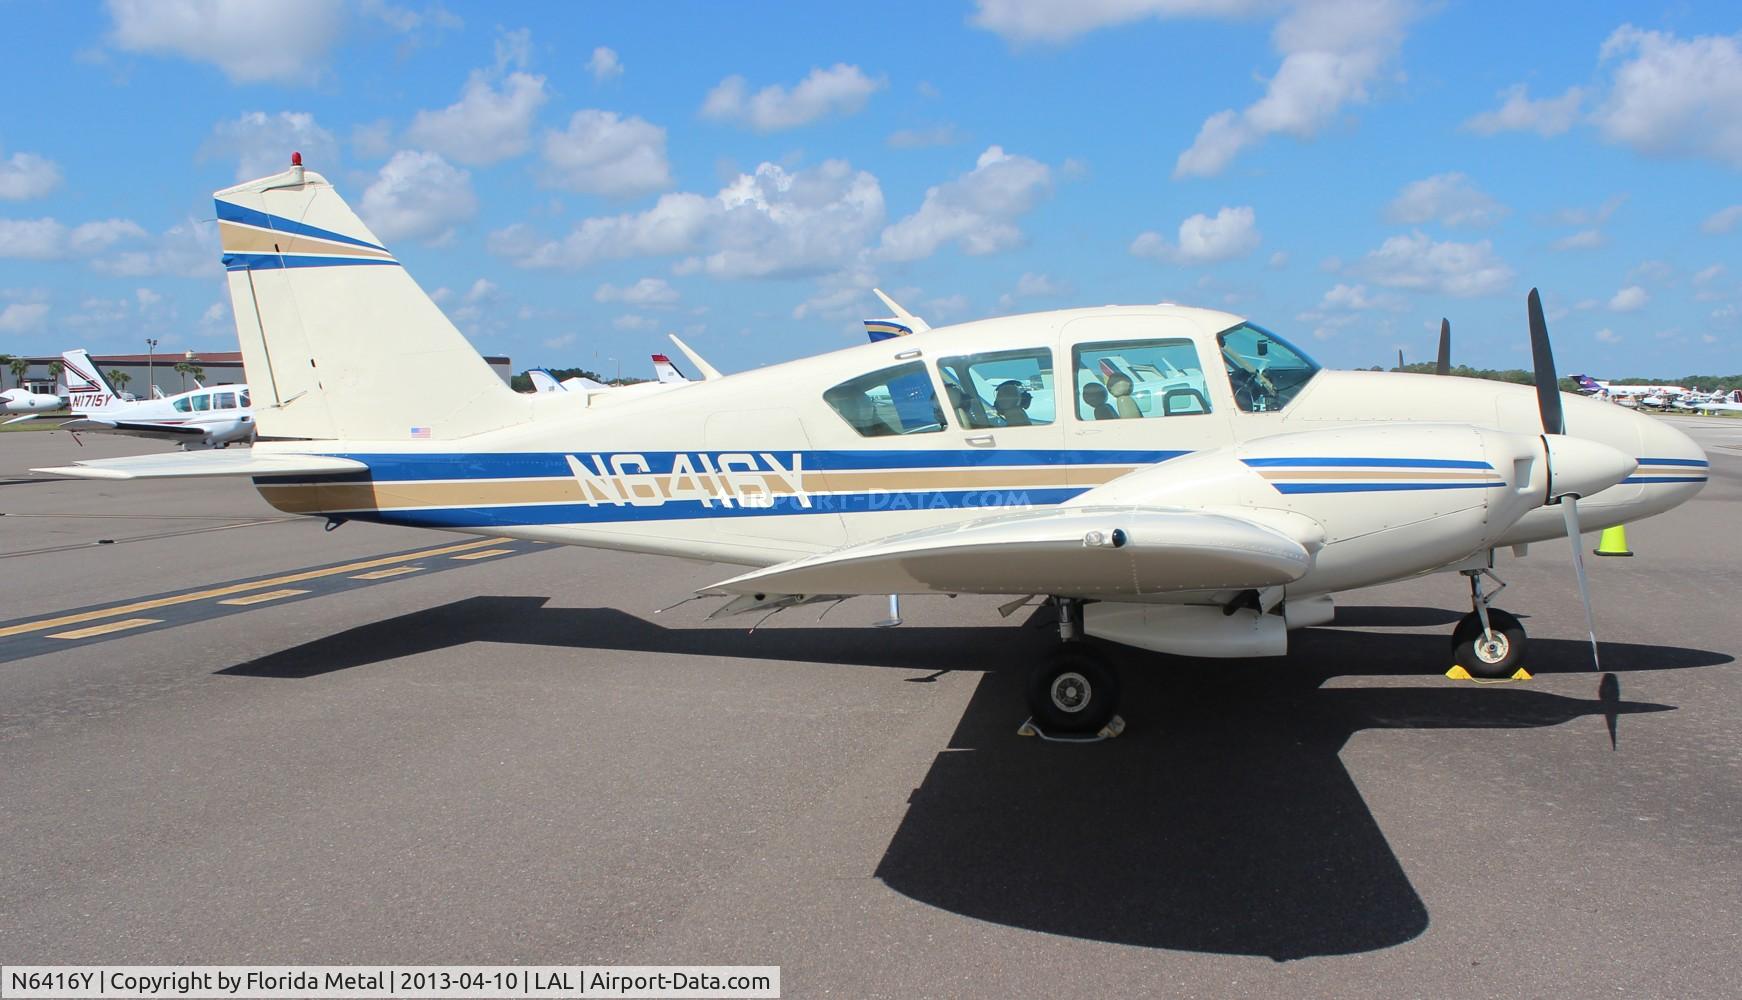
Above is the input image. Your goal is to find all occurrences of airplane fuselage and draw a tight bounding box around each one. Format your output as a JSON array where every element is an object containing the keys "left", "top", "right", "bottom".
[{"left": 250, "top": 305, "right": 1707, "bottom": 603}]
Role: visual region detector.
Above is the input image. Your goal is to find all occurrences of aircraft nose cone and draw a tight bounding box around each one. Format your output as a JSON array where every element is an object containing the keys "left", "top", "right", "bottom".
[{"left": 1544, "top": 435, "right": 1638, "bottom": 499}]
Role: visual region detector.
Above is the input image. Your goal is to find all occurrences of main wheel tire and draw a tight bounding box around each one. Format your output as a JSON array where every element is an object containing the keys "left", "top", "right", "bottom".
[
  {"left": 1027, "top": 644, "right": 1121, "bottom": 735},
  {"left": 1451, "top": 609, "right": 1528, "bottom": 679}
]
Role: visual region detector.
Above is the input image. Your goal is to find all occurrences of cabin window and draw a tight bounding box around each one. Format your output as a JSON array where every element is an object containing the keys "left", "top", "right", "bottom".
[
  {"left": 213, "top": 391, "right": 237, "bottom": 409},
  {"left": 1217, "top": 323, "right": 1321, "bottom": 413},
  {"left": 1072, "top": 339, "right": 1212, "bottom": 420},
  {"left": 823, "top": 362, "right": 945, "bottom": 437},
  {"left": 189, "top": 394, "right": 212, "bottom": 412},
  {"left": 935, "top": 348, "right": 1054, "bottom": 429},
  {"left": 172, "top": 397, "right": 192, "bottom": 413},
  {"left": 239, "top": 388, "right": 251, "bottom": 408}
]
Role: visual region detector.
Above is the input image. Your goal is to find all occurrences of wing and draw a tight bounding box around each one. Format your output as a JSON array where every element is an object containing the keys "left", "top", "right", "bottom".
[
  {"left": 34, "top": 450, "right": 368, "bottom": 480},
  {"left": 60, "top": 418, "right": 209, "bottom": 441},
  {"left": 703, "top": 505, "right": 1316, "bottom": 601}
]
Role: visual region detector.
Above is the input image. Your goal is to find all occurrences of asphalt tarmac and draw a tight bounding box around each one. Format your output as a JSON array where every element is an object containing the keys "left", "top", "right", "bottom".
[{"left": 2, "top": 421, "right": 1738, "bottom": 999}]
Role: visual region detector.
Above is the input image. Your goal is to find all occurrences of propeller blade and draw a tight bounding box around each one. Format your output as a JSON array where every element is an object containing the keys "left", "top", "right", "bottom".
[
  {"left": 1559, "top": 496, "right": 1601, "bottom": 670},
  {"left": 1527, "top": 288, "right": 1565, "bottom": 434},
  {"left": 1435, "top": 319, "right": 1451, "bottom": 376}
]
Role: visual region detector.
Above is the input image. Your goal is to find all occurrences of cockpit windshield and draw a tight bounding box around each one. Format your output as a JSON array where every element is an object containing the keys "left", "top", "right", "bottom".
[{"left": 1217, "top": 322, "right": 1320, "bottom": 413}]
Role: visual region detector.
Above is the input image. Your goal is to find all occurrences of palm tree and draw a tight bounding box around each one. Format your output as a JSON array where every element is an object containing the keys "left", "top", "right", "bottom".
[
  {"left": 47, "top": 360, "right": 63, "bottom": 384},
  {"left": 8, "top": 356, "right": 27, "bottom": 387},
  {"left": 173, "top": 360, "right": 194, "bottom": 391},
  {"left": 108, "top": 369, "right": 132, "bottom": 396}
]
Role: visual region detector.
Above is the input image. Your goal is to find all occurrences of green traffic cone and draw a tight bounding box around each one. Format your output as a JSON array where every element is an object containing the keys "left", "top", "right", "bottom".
[{"left": 1594, "top": 524, "right": 1633, "bottom": 557}]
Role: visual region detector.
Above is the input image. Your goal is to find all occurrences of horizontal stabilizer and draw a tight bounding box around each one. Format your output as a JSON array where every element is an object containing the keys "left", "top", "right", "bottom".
[
  {"left": 35, "top": 450, "right": 367, "bottom": 481},
  {"left": 704, "top": 505, "right": 1312, "bottom": 599}
]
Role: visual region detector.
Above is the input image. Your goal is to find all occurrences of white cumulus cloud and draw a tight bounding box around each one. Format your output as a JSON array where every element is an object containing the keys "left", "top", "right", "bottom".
[
  {"left": 0, "top": 301, "right": 50, "bottom": 333},
  {"left": 406, "top": 70, "right": 548, "bottom": 166},
  {"left": 1385, "top": 173, "right": 1507, "bottom": 228},
  {"left": 201, "top": 111, "right": 339, "bottom": 181},
  {"left": 1594, "top": 26, "right": 1742, "bottom": 170},
  {"left": 1608, "top": 285, "right": 1647, "bottom": 312},
  {"left": 106, "top": 0, "right": 347, "bottom": 83},
  {"left": 701, "top": 64, "right": 883, "bottom": 132},
  {"left": 1174, "top": 0, "right": 1420, "bottom": 179},
  {"left": 358, "top": 150, "right": 478, "bottom": 244},
  {"left": 876, "top": 146, "right": 1052, "bottom": 262},
  {"left": 1551, "top": 229, "right": 1606, "bottom": 251},
  {"left": 1463, "top": 84, "right": 1584, "bottom": 136},
  {"left": 970, "top": 0, "right": 1271, "bottom": 44},
  {"left": 1356, "top": 231, "right": 1513, "bottom": 297},
  {"left": 0, "top": 217, "right": 146, "bottom": 260},
  {"left": 587, "top": 46, "right": 622, "bottom": 82},
  {"left": 0, "top": 148, "right": 62, "bottom": 200},
  {"left": 541, "top": 110, "right": 671, "bottom": 197},
  {"left": 1130, "top": 205, "right": 1261, "bottom": 265},
  {"left": 595, "top": 278, "right": 678, "bottom": 305},
  {"left": 1595, "top": 328, "right": 1622, "bottom": 344},
  {"left": 93, "top": 219, "right": 216, "bottom": 278},
  {"left": 1701, "top": 205, "right": 1742, "bottom": 234}
]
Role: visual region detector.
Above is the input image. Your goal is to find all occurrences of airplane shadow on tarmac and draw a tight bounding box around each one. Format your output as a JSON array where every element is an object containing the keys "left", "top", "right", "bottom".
[{"left": 224, "top": 598, "right": 1725, "bottom": 961}]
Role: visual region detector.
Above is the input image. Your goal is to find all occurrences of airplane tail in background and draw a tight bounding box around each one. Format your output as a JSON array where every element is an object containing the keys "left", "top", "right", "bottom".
[
  {"left": 215, "top": 157, "right": 523, "bottom": 442},
  {"left": 651, "top": 354, "right": 689, "bottom": 384},
  {"left": 61, "top": 349, "right": 118, "bottom": 412},
  {"left": 526, "top": 369, "right": 564, "bottom": 393}
]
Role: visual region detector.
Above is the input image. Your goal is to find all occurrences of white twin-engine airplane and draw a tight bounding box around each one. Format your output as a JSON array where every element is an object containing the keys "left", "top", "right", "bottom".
[
  {"left": 2, "top": 385, "right": 64, "bottom": 422},
  {"left": 56, "top": 349, "right": 255, "bottom": 449},
  {"left": 39, "top": 157, "right": 1709, "bottom": 734}
]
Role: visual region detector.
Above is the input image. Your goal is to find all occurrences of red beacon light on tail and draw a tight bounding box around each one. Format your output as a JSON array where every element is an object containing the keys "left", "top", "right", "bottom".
[{"left": 289, "top": 151, "right": 304, "bottom": 183}]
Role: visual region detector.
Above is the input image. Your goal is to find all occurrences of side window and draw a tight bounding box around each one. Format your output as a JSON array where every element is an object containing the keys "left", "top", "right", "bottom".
[
  {"left": 823, "top": 362, "right": 944, "bottom": 437},
  {"left": 172, "top": 397, "right": 192, "bottom": 413},
  {"left": 190, "top": 394, "right": 212, "bottom": 412},
  {"left": 213, "top": 391, "right": 237, "bottom": 409},
  {"left": 1072, "top": 339, "right": 1212, "bottom": 420},
  {"left": 936, "top": 348, "right": 1054, "bottom": 429},
  {"left": 239, "top": 388, "right": 251, "bottom": 408}
]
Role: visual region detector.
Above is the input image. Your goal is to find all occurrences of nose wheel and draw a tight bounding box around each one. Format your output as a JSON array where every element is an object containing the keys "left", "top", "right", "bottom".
[{"left": 1453, "top": 569, "right": 1529, "bottom": 678}]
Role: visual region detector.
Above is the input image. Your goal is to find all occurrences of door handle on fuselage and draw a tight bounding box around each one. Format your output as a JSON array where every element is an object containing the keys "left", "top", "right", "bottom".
[{"left": 966, "top": 434, "right": 996, "bottom": 447}]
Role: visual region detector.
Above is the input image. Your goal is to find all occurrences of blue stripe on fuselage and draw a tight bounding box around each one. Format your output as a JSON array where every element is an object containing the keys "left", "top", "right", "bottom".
[{"left": 254, "top": 449, "right": 1189, "bottom": 484}]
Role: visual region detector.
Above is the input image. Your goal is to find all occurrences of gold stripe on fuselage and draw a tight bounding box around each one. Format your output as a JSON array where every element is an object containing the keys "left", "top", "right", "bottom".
[
  {"left": 253, "top": 464, "right": 1141, "bottom": 515},
  {"left": 1254, "top": 469, "right": 1503, "bottom": 482}
]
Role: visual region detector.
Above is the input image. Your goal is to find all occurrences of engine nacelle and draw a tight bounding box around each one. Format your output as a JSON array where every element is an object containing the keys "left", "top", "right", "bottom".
[{"left": 1085, "top": 602, "right": 1287, "bottom": 658}]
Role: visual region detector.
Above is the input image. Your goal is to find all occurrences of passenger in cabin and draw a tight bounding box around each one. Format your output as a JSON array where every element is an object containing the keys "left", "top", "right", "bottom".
[
  {"left": 993, "top": 380, "right": 1031, "bottom": 426},
  {"left": 1083, "top": 382, "right": 1118, "bottom": 420},
  {"left": 1106, "top": 374, "right": 1142, "bottom": 419}
]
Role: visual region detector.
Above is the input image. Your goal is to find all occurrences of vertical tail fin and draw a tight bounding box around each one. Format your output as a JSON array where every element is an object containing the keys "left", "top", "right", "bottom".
[
  {"left": 651, "top": 354, "right": 689, "bottom": 384},
  {"left": 526, "top": 369, "right": 564, "bottom": 393},
  {"left": 215, "top": 159, "right": 523, "bottom": 441},
  {"left": 61, "top": 349, "right": 116, "bottom": 412}
]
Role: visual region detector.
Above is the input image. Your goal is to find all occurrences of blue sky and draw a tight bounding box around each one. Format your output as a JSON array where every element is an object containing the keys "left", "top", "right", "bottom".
[{"left": 1, "top": 1, "right": 1738, "bottom": 378}]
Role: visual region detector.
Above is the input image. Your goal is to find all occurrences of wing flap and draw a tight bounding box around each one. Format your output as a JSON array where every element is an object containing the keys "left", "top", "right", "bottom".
[
  {"left": 705, "top": 505, "right": 1314, "bottom": 599},
  {"left": 34, "top": 450, "right": 368, "bottom": 481}
]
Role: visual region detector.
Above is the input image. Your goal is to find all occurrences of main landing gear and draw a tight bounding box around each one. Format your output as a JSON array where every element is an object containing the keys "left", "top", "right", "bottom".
[
  {"left": 1452, "top": 569, "right": 1529, "bottom": 679},
  {"left": 1024, "top": 599, "right": 1124, "bottom": 737}
]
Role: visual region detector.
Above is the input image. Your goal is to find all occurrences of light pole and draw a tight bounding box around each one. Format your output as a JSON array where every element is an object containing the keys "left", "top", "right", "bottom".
[
  {"left": 607, "top": 357, "right": 620, "bottom": 384},
  {"left": 145, "top": 338, "right": 158, "bottom": 397}
]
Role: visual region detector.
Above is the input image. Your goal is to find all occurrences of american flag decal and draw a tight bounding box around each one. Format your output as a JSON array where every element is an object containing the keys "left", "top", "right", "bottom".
[{"left": 410, "top": 427, "right": 431, "bottom": 439}]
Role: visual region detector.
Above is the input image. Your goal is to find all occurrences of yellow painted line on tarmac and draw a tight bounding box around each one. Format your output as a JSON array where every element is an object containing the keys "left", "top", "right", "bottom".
[
  {"left": 49, "top": 618, "right": 162, "bottom": 640},
  {"left": 218, "top": 588, "right": 309, "bottom": 607},
  {"left": 351, "top": 566, "right": 424, "bottom": 580},
  {"left": 451, "top": 548, "right": 513, "bottom": 561},
  {"left": 0, "top": 537, "right": 512, "bottom": 639}
]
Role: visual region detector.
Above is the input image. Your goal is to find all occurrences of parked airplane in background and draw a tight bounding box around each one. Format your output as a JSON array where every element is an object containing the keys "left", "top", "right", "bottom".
[
  {"left": 2, "top": 385, "right": 62, "bottom": 422},
  {"left": 39, "top": 157, "right": 1709, "bottom": 734},
  {"left": 57, "top": 349, "right": 255, "bottom": 449},
  {"left": 526, "top": 368, "right": 606, "bottom": 393}
]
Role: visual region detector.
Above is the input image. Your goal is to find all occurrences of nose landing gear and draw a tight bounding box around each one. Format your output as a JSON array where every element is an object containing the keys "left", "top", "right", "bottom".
[{"left": 1452, "top": 569, "right": 1530, "bottom": 679}]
